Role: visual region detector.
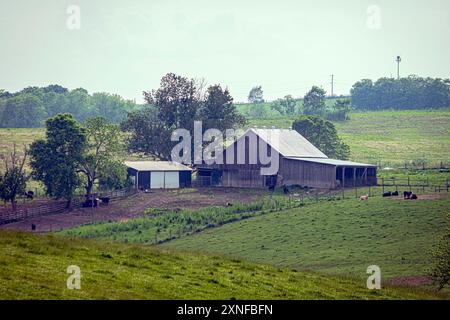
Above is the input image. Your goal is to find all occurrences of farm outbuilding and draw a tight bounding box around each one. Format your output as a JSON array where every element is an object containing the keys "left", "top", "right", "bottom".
[
  {"left": 125, "top": 161, "right": 192, "bottom": 190},
  {"left": 195, "top": 128, "right": 377, "bottom": 189}
]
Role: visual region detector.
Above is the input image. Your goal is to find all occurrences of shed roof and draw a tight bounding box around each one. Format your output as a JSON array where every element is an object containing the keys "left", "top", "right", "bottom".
[
  {"left": 285, "top": 157, "right": 377, "bottom": 167},
  {"left": 124, "top": 161, "right": 193, "bottom": 172},
  {"left": 243, "top": 128, "right": 328, "bottom": 158}
]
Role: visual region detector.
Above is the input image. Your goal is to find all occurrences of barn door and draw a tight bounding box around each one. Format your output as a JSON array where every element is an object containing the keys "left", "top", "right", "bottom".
[
  {"left": 150, "top": 172, "right": 165, "bottom": 189},
  {"left": 164, "top": 172, "right": 179, "bottom": 188}
]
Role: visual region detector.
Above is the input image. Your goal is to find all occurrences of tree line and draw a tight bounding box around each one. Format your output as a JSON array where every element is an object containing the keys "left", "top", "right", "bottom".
[
  {"left": 350, "top": 76, "right": 450, "bottom": 110},
  {"left": 0, "top": 85, "right": 141, "bottom": 128}
]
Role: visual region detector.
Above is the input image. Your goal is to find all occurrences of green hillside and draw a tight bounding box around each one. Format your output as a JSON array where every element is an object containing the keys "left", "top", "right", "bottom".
[
  {"left": 164, "top": 195, "right": 450, "bottom": 281},
  {"left": 0, "top": 231, "right": 446, "bottom": 300},
  {"left": 246, "top": 109, "right": 450, "bottom": 167}
]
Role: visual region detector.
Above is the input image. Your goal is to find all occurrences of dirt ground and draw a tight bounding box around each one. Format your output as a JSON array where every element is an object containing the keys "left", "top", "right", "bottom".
[
  {"left": 388, "top": 193, "right": 448, "bottom": 201},
  {"left": 0, "top": 188, "right": 264, "bottom": 233}
]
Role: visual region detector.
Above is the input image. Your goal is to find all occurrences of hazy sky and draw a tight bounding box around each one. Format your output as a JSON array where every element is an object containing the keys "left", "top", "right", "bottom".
[{"left": 1, "top": 0, "right": 449, "bottom": 102}]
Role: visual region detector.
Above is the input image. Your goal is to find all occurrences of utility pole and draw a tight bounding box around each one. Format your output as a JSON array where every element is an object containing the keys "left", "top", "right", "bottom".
[
  {"left": 396, "top": 56, "right": 401, "bottom": 79},
  {"left": 330, "top": 74, "right": 334, "bottom": 97}
]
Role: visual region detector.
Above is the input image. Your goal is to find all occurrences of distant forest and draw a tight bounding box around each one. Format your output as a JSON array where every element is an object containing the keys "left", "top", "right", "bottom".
[
  {"left": 1, "top": 76, "right": 450, "bottom": 128},
  {"left": 351, "top": 76, "right": 450, "bottom": 110},
  {"left": 0, "top": 85, "right": 142, "bottom": 128}
]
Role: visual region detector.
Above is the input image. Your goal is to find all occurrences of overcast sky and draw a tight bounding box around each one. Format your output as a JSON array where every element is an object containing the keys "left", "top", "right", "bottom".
[{"left": 1, "top": 0, "right": 449, "bottom": 103}]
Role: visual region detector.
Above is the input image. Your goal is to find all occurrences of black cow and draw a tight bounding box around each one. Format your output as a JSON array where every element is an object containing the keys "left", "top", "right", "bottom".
[
  {"left": 392, "top": 191, "right": 399, "bottom": 196},
  {"left": 25, "top": 191, "right": 34, "bottom": 199},
  {"left": 383, "top": 191, "right": 392, "bottom": 197},
  {"left": 403, "top": 191, "right": 412, "bottom": 199},
  {"left": 410, "top": 193, "right": 418, "bottom": 200}
]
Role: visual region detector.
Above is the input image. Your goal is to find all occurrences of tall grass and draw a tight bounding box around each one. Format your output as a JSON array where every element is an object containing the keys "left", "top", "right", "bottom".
[{"left": 59, "top": 197, "right": 301, "bottom": 244}]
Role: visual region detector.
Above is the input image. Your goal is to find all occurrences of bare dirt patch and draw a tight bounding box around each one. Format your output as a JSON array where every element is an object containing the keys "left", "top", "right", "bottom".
[{"left": 0, "top": 188, "right": 264, "bottom": 233}]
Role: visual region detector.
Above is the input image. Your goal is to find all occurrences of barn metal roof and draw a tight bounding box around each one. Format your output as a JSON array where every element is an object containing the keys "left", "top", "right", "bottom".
[
  {"left": 124, "top": 161, "right": 193, "bottom": 172},
  {"left": 285, "top": 157, "right": 377, "bottom": 167},
  {"left": 247, "top": 128, "right": 328, "bottom": 158}
]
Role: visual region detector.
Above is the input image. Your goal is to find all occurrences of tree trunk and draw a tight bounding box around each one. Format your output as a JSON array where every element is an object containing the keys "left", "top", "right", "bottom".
[
  {"left": 66, "top": 197, "right": 72, "bottom": 209},
  {"left": 86, "top": 179, "right": 94, "bottom": 208},
  {"left": 11, "top": 198, "right": 17, "bottom": 211}
]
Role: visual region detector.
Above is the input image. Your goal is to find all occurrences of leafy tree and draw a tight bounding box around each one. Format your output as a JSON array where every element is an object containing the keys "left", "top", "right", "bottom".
[
  {"left": 303, "top": 86, "right": 327, "bottom": 116},
  {"left": 326, "top": 98, "right": 352, "bottom": 121},
  {"left": 271, "top": 95, "right": 297, "bottom": 115},
  {"left": 98, "top": 160, "right": 128, "bottom": 191},
  {"left": 0, "top": 94, "right": 46, "bottom": 127},
  {"left": 429, "top": 213, "right": 450, "bottom": 290},
  {"left": 199, "top": 84, "right": 246, "bottom": 132},
  {"left": 78, "top": 117, "right": 126, "bottom": 200},
  {"left": 0, "top": 144, "right": 28, "bottom": 211},
  {"left": 123, "top": 73, "right": 245, "bottom": 161},
  {"left": 144, "top": 73, "right": 199, "bottom": 131},
  {"left": 29, "top": 114, "right": 87, "bottom": 208},
  {"left": 292, "top": 115, "right": 350, "bottom": 160},
  {"left": 0, "top": 85, "right": 142, "bottom": 127},
  {"left": 248, "top": 86, "right": 264, "bottom": 104},
  {"left": 121, "top": 107, "right": 174, "bottom": 160},
  {"left": 351, "top": 76, "right": 450, "bottom": 110}
]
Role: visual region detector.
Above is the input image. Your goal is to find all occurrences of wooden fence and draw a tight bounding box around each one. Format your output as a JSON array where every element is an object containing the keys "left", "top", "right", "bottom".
[{"left": 0, "top": 188, "right": 137, "bottom": 225}]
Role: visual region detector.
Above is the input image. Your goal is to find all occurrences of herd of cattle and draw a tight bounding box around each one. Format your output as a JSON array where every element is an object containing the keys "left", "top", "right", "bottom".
[
  {"left": 360, "top": 190, "right": 418, "bottom": 200},
  {"left": 383, "top": 190, "right": 418, "bottom": 199}
]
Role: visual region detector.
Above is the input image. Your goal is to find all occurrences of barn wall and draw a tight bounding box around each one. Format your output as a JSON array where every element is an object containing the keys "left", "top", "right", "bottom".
[{"left": 279, "top": 158, "right": 336, "bottom": 189}]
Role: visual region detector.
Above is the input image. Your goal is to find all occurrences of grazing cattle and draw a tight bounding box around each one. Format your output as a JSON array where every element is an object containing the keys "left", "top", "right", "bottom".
[
  {"left": 226, "top": 202, "right": 233, "bottom": 207},
  {"left": 403, "top": 191, "right": 412, "bottom": 199},
  {"left": 25, "top": 191, "right": 34, "bottom": 199},
  {"left": 82, "top": 199, "right": 98, "bottom": 207},
  {"left": 383, "top": 191, "right": 392, "bottom": 197},
  {"left": 410, "top": 194, "right": 418, "bottom": 200},
  {"left": 392, "top": 191, "right": 399, "bottom": 196},
  {"left": 99, "top": 197, "right": 110, "bottom": 205},
  {"left": 360, "top": 195, "right": 369, "bottom": 200}
]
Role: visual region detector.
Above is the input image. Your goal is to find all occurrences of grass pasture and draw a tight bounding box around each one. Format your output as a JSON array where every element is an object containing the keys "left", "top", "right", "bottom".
[
  {"left": 246, "top": 109, "right": 450, "bottom": 167},
  {"left": 164, "top": 195, "right": 450, "bottom": 281},
  {"left": 0, "top": 230, "right": 447, "bottom": 300}
]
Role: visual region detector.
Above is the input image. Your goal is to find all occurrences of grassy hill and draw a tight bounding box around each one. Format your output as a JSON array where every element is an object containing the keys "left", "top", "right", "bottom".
[
  {"left": 246, "top": 109, "right": 450, "bottom": 167},
  {"left": 164, "top": 195, "right": 450, "bottom": 281},
  {"left": 0, "top": 230, "right": 447, "bottom": 300}
]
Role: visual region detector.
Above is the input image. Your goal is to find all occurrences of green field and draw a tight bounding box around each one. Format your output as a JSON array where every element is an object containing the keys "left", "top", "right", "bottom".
[
  {"left": 0, "top": 231, "right": 446, "bottom": 300},
  {"left": 246, "top": 109, "right": 450, "bottom": 167},
  {"left": 164, "top": 195, "right": 450, "bottom": 281}
]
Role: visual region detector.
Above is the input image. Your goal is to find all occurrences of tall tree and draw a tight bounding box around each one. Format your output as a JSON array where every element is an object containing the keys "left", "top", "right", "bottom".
[
  {"left": 199, "top": 84, "right": 246, "bottom": 132},
  {"left": 78, "top": 117, "right": 126, "bottom": 200},
  {"left": 303, "top": 86, "right": 327, "bottom": 116},
  {"left": 0, "top": 144, "right": 28, "bottom": 211},
  {"left": 248, "top": 86, "right": 264, "bottom": 104},
  {"left": 29, "top": 114, "right": 87, "bottom": 208},
  {"left": 121, "top": 107, "right": 174, "bottom": 160},
  {"left": 123, "top": 73, "right": 245, "bottom": 161},
  {"left": 271, "top": 95, "right": 297, "bottom": 115},
  {"left": 144, "top": 73, "right": 199, "bottom": 131},
  {"left": 292, "top": 115, "right": 350, "bottom": 160}
]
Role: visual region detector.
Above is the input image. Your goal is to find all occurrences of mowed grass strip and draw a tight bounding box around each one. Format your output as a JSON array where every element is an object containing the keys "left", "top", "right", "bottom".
[
  {"left": 0, "top": 231, "right": 447, "bottom": 300},
  {"left": 165, "top": 195, "right": 450, "bottom": 281}
]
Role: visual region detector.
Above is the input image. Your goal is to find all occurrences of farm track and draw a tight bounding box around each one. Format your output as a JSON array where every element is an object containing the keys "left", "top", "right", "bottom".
[{"left": 0, "top": 188, "right": 263, "bottom": 232}]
